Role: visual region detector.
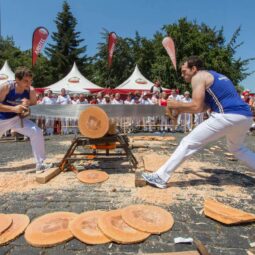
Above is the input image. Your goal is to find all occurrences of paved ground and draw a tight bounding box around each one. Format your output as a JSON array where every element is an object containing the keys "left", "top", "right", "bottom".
[{"left": 0, "top": 133, "right": 255, "bottom": 255}]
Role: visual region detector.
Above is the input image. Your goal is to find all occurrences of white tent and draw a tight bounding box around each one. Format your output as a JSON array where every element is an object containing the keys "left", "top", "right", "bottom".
[
  {"left": 0, "top": 60, "right": 15, "bottom": 85},
  {"left": 116, "top": 65, "right": 169, "bottom": 91},
  {"left": 46, "top": 62, "right": 103, "bottom": 94}
]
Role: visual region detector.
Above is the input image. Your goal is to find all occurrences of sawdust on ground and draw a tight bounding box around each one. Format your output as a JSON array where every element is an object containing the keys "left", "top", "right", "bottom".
[{"left": 0, "top": 151, "right": 252, "bottom": 209}]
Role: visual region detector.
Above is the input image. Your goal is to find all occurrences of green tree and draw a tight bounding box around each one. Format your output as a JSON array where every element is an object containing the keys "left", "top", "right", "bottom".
[
  {"left": 45, "top": 0, "right": 88, "bottom": 82},
  {"left": 91, "top": 29, "right": 134, "bottom": 88},
  {"left": 91, "top": 30, "right": 156, "bottom": 88},
  {"left": 0, "top": 36, "right": 53, "bottom": 88},
  {"left": 0, "top": 36, "right": 23, "bottom": 69},
  {"left": 152, "top": 18, "right": 254, "bottom": 92},
  {"left": 129, "top": 31, "right": 155, "bottom": 80}
]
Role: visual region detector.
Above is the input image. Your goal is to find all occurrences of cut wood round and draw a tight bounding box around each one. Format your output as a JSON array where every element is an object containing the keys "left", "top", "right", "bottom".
[
  {"left": 24, "top": 212, "right": 78, "bottom": 247},
  {"left": 0, "top": 214, "right": 12, "bottom": 234},
  {"left": 69, "top": 210, "right": 111, "bottom": 244},
  {"left": 77, "top": 170, "right": 109, "bottom": 184},
  {"left": 122, "top": 204, "right": 174, "bottom": 234},
  {"left": 0, "top": 214, "right": 30, "bottom": 246},
  {"left": 98, "top": 209, "right": 150, "bottom": 244},
  {"left": 204, "top": 198, "right": 255, "bottom": 225},
  {"left": 78, "top": 106, "right": 116, "bottom": 138}
]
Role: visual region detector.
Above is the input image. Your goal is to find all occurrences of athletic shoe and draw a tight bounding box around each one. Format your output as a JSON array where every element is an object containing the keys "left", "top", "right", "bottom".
[
  {"left": 142, "top": 172, "right": 167, "bottom": 189},
  {"left": 36, "top": 163, "right": 53, "bottom": 174}
]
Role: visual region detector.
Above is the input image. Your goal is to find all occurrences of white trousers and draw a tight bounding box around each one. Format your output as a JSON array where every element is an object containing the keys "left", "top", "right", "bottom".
[
  {"left": 157, "top": 113, "right": 255, "bottom": 182},
  {"left": 45, "top": 118, "right": 54, "bottom": 135},
  {"left": 0, "top": 116, "right": 45, "bottom": 165}
]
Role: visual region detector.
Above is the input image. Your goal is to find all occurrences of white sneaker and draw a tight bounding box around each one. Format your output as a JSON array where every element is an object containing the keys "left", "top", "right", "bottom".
[
  {"left": 36, "top": 163, "right": 53, "bottom": 174},
  {"left": 142, "top": 172, "right": 167, "bottom": 189}
]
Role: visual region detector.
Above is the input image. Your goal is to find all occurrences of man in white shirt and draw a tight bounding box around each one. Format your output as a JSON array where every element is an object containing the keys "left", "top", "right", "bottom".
[
  {"left": 168, "top": 89, "right": 182, "bottom": 131},
  {"left": 150, "top": 80, "right": 163, "bottom": 94},
  {"left": 112, "top": 93, "right": 123, "bottom": 104},
  {"left": 40, "top": 90, "right": 56, "bottom": 136},
  {"left": 140, "top": 92, "right": 153, "bottom": 132},
  {"left": 96, "top": 92, "right": 104, "bottom": 104},
  {"left": 180, "top": 91, "right": 192, "bottom": 132},
  {"left": 124, "top": 94, "right": 134, "bottom": 105},
  {"left": 56, "top": 88, "right": 72, "bottom": 135},
  {"left": 71, "top": 94, "right": 79, "bottom": 104},
  {"left": 77, "top": 94, "right": 88, "bottom": 104},
  {"left": 101, "top": 94, "right": 111, "bottom": 105}
]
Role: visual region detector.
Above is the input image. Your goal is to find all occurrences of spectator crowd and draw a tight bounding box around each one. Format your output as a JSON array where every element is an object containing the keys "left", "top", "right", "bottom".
[{"left": 2, "top": 85, "right": 255, "bottom": 138}]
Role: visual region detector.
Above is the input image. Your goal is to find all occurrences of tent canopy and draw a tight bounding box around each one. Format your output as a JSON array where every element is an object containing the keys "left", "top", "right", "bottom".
[
  {"left": 46, "top": 62, "right": 103, "bottom": 94},
  {"left": 116, "top": 65, "right": 170, "bottom": 93},
  {"left": 0, "top": 60, "right": 15, "bottom": 85}
]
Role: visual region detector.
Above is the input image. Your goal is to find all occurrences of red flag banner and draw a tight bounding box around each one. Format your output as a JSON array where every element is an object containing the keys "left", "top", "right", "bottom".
[
  {"left": 32, "top": 27, "right": 49, "bottom": 66},
  {"left": 162, "top": 37, "right": 177, "bottom": 70},
  {"left": 108, "top": 32, "right": 117, "bottom": 68}
]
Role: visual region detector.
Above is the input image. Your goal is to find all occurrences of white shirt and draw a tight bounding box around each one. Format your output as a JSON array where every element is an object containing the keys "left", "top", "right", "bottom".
[
  {"left": 168, "top": 94, "right": 182, "bottom": 101},
  {"left": 182, "top": 97, "right": 192, "bottom": 103},
  {"left": 56, "top": 95, "right": 72, "bottom": 105},
  {"left": 77, "top": 99, "right": 88, "bottom": 104},
  {"left": 112, "top": 99, "right": 123, "bottom": 104},
  {"left": 72, "top": 100, "right": 79, "bottom": 105},
  {"left": 124, "top": 99, "right": 134, "bottom": 105},
  {"left": 40, "top": 96, "right": 56, "bottom": 105},
  {"left": 140, "top": 98, "right": 153, "bottom": 105},
  {"left": 151, "top": 95, "right": 159, "bottom": 105}
]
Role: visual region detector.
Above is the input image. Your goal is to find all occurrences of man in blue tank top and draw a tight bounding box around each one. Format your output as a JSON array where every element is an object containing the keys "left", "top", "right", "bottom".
[
  {"left": 142, "top": 56, "right": 255, "bottom": 188},
  {"left": 0, "top": 66, "right": 52, "bottom": 173}
]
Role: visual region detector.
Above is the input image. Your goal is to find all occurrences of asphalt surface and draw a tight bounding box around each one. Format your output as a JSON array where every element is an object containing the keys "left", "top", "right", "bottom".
[{"left": 0, "top": 132, "right": 254, "bottom": 255}]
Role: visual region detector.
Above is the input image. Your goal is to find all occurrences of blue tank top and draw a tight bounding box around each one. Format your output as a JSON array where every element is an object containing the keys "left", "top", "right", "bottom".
[
  {"left": 0, "top": 81, "right": 30, "bottom": 120},
  {"left": 205, "top": 71, "right": 252, "bottom": 117}
]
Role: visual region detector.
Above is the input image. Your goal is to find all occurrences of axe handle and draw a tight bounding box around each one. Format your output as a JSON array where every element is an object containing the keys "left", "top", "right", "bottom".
[
  {"left": 19, "top": 108, "right": 30, "bottom": 128},
  {"left": 19, "top": 115, "right": 24, "bottom": 128}
]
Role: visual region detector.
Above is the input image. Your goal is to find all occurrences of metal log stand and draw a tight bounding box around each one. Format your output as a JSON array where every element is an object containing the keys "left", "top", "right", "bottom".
[{"left": 59, "top": 134, "right": 138, "bottom": 173}]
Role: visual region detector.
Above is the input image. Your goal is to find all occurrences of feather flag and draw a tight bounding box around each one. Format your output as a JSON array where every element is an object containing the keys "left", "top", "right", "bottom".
[
  {"left": 108, "top": 32, "right": 117, "bottom": 68},
  {"left": 162, "top": 37, "right": 177, "bottom": 70},
  {"left": 32, "top": 27, "right": 49, "bottom": 66}
]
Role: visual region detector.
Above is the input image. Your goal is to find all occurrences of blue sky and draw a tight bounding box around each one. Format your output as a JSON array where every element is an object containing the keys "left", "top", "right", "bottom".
[{"left": 1, "top": 0, "right": 255, "bottom": 91}]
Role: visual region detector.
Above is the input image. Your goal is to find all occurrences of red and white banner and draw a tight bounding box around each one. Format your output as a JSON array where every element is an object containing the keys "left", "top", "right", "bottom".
[
  {"left": 32, "top": 27, "right": 49, "bottom": 66},
  {"left": 162, "top": 37, "right": 177, "bottom": 70},
  {"left": 108, "top": 32, "right": 117, "bottom": 68}
]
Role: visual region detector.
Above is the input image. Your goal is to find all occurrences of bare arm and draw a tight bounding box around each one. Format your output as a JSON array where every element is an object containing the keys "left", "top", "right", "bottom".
[
  {"left": 0, "top": 83, "right": 28, "bottom": 113},
  {"left": 167, "top": 73, "right": 208, "bottom": 113}
]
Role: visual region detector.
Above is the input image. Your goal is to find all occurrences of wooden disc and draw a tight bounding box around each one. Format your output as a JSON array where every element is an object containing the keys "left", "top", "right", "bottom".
[
  {"left": 122, "top": 204, "right": 174, "bottom": 234},
  {"left": 69, "top": 211, "right": 111, "bottom": 244},
  {"left": 24, "top": 212, "right": 78, "bottom": 247},
  {"left": 77, "top": 170, "right": 109, "bottom": 184},
  {"left": 98, "top": 209, "right": 150, "bottom": 244},
  {"left": 78, "top": 106, "right": 109, "bottom": 138},
  {"left": 0, "top": 214, "right": 12, "bottom": 234},
  {"left": 0, "top": 214, "right": 30, "bottom": 246},
  {"left": 204, "top": 198, "right": 255, "bottom": 225}
]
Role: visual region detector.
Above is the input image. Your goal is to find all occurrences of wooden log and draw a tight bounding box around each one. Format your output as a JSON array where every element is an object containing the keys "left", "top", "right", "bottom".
[
  {"left": 35, "top": 167, "right": 62, "bottom": 184},
  {"left": 78, "top": 106, "right": 116, "bottom": 138}
]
